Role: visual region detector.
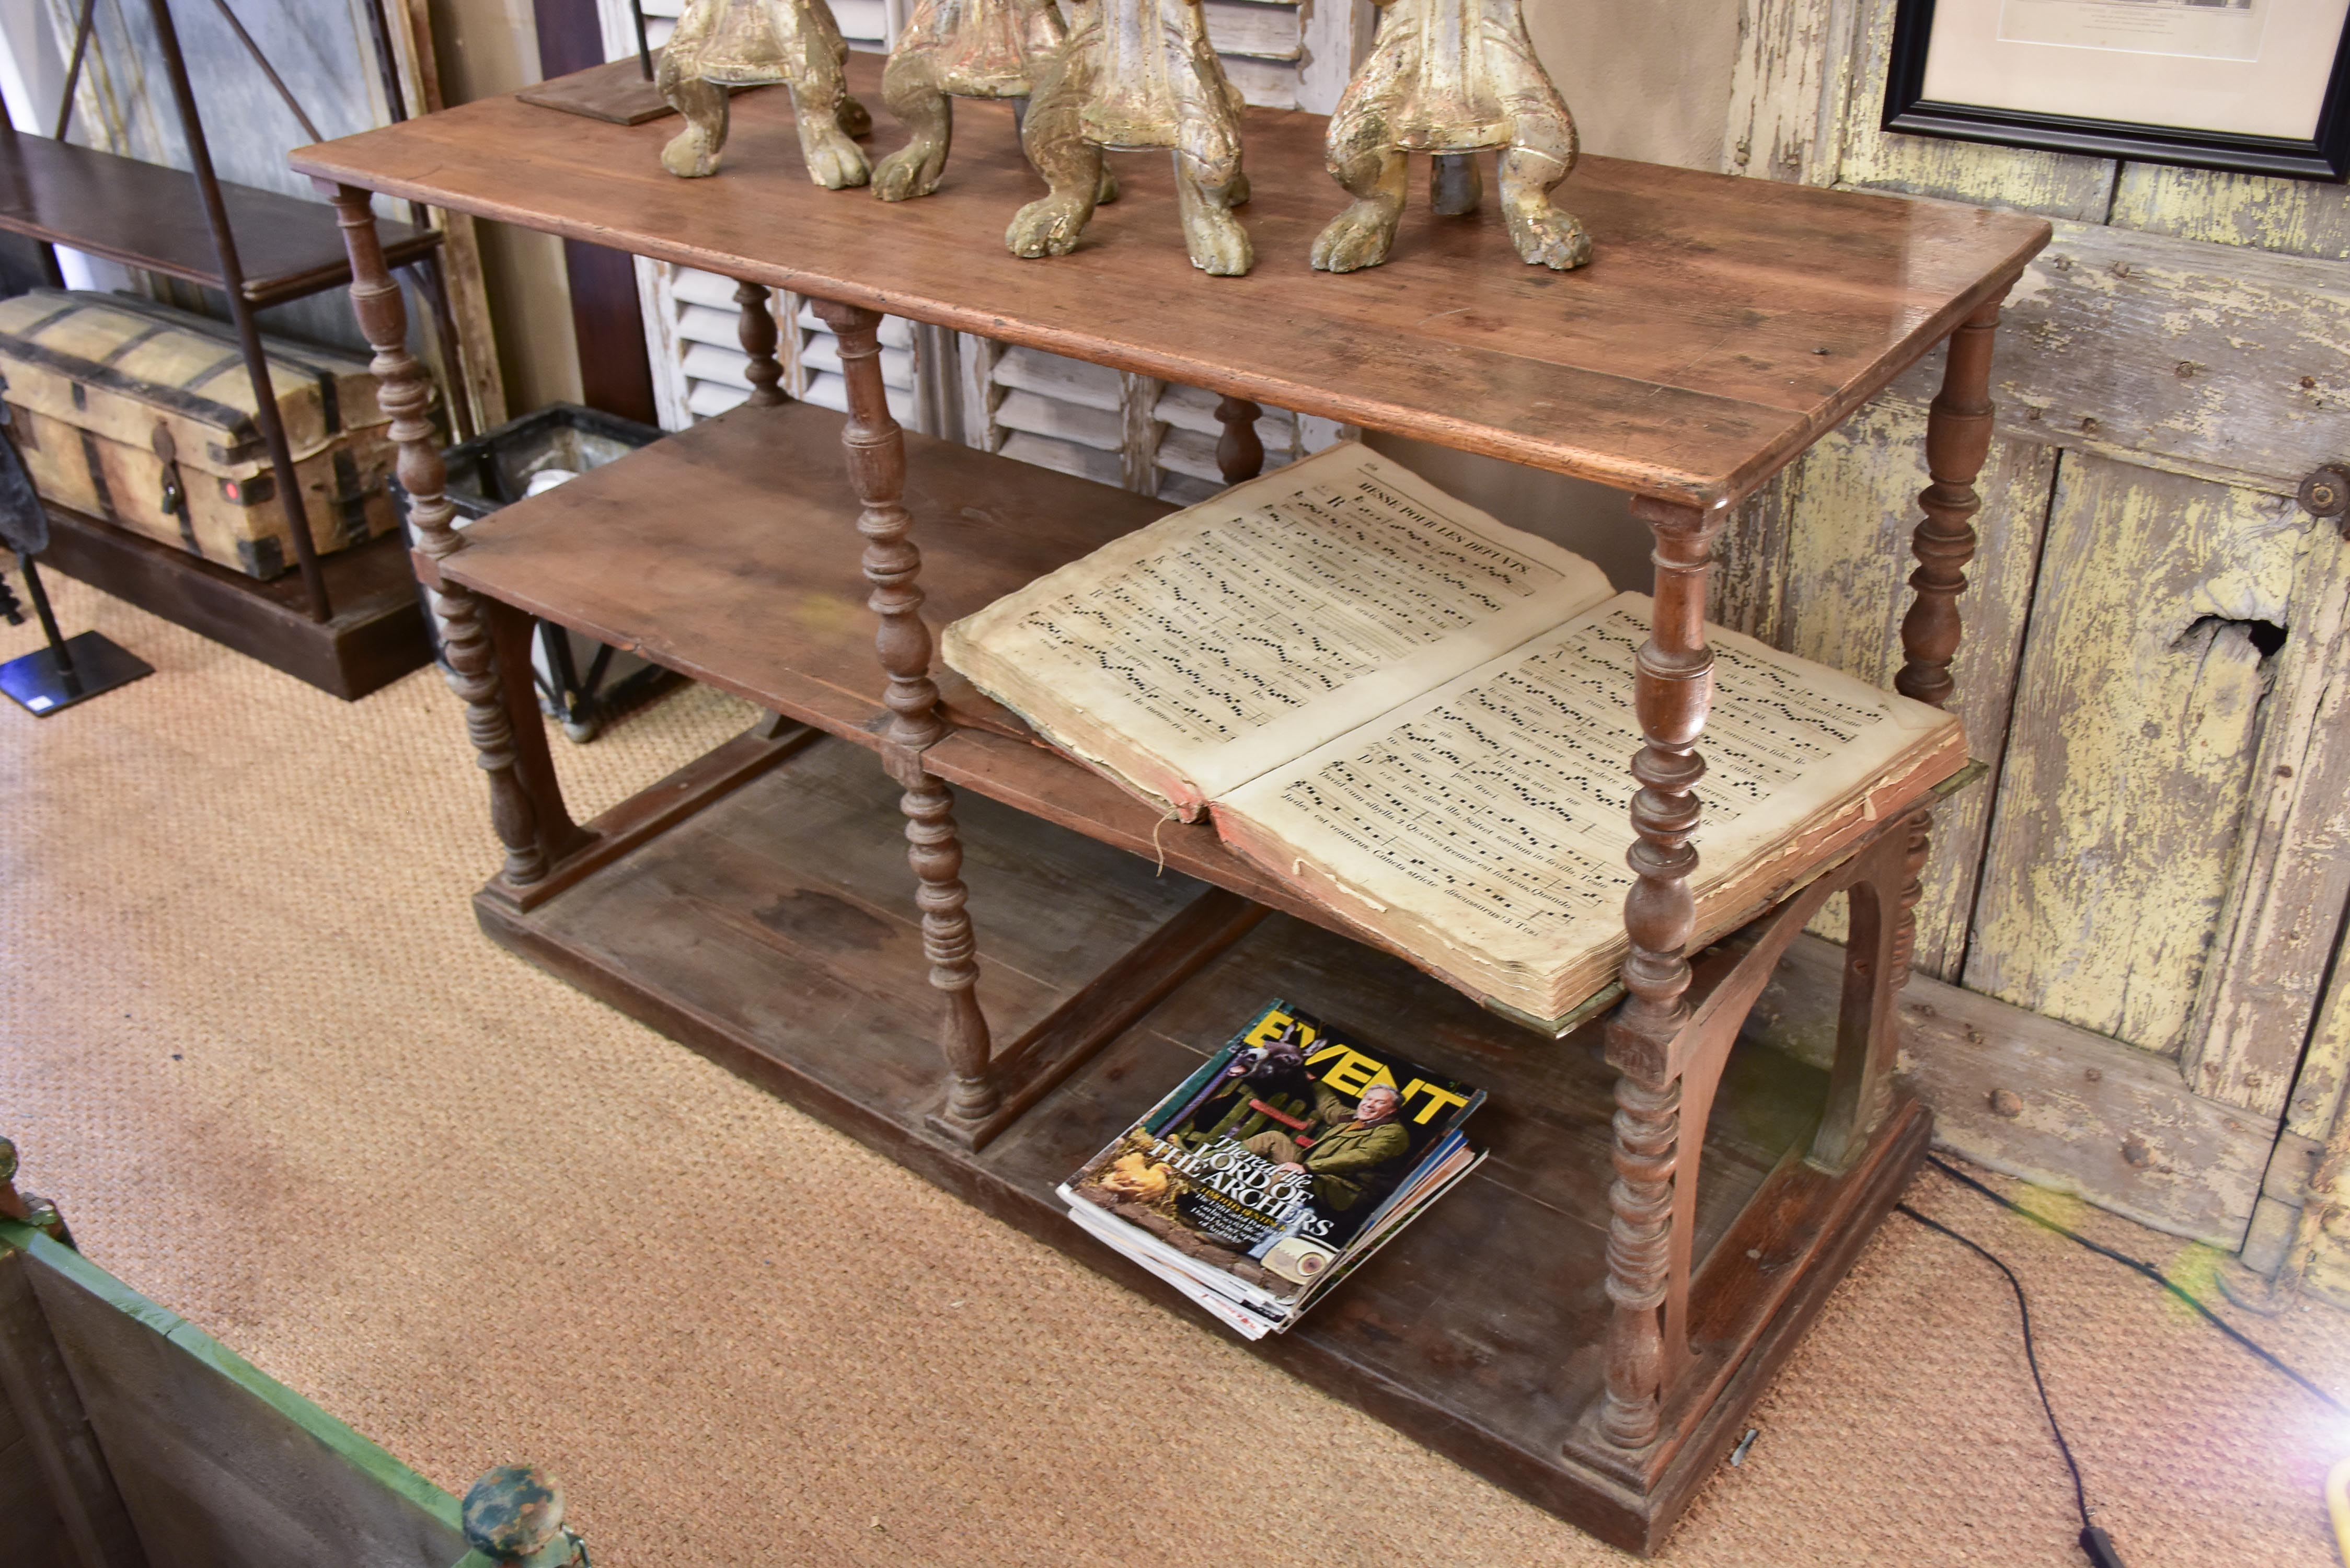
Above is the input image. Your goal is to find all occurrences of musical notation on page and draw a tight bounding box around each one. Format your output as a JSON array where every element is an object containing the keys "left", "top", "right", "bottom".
[
  {"left": 1005, "top": 477, "right": 1569, "bottom": 751},
  {"left": 1257, "top": 606, "right": 1896, "bottom": 944}
]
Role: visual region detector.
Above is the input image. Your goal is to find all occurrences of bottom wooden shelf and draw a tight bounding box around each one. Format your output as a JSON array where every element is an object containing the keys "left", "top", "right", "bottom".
[
  {"left": 35, "top": 503, "right": 432, "bottom": 700},
  {"left": 479, "top": 731, "right": 1927, "bottom": 1553}
]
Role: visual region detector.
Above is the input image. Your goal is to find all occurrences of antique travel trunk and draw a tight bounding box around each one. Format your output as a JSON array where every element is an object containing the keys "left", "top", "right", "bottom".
[{"left": 0, "top": 289, "right": 399, "bottom": 579}]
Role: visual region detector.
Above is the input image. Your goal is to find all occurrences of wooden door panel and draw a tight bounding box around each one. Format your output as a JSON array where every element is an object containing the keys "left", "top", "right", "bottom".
[
  {"left": 1963, "top": 457, "right": 2304, "bottom": 1054},
  {"left": 1720, "top": 399, "right": 2054, "bottom": 978}
]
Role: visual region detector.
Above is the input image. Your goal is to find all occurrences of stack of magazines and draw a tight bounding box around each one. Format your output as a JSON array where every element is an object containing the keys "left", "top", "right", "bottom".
[{"left": 1059, "top": 999, "right": 1485, "bottom": 1339}]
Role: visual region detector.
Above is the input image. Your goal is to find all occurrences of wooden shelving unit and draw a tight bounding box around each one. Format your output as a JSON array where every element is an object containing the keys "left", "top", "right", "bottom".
[
  {"left": 0, "top": 0, "right": 448, "bottom": 700},
  {"left": 290, "top": 56, "right": 2048, "bottom": 1552},
  {"left": 0, "top": 133, "right": 439, "bottom": 308}
]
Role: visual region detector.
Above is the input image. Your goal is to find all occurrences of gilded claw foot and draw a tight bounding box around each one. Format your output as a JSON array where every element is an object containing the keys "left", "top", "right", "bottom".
[
  {"left": 1179, "top": 176, "right": 1252, "bottom": 276},
  {"left": 1503, "top": 192, "right": 1592, "bottom": 271},
  {"left": 874, "top": 135, "right": 949, "bottom": 200},
  {"left": 1311, "top": 198, "right": 1401, "bottom": 273},
  {"left": 661, "top": 119, "right": 724, "bottom": 178},
  {"left": 659, "top": 78, "right": 729, "bottom": 177},
  {"left": 1007, "top": 194, "right": 1092, "bottom": 257},
  {"left": 797, "top": 110, "right": 873, "bottom": 189}
]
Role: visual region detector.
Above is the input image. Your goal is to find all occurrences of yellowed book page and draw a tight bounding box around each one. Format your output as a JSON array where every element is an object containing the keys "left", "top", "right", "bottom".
[
  {"left": 941, "top": 443, "right": 1611, "bottom": 815},
  {"left": 1215, "top": 595, "right": 1963, "bottom": 993}
]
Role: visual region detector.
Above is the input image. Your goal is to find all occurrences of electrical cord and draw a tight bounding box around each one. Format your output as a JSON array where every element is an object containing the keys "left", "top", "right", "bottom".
[
  {"left": 1894, "top": 1203, "right": 2125, "bottom": 1568},
  {"left": 1899, "top": 1154, "right": 2350, "bottom": 1568},
  {"left": 1925, "top": 1154, "right": 2345, "bottom": 1418}
]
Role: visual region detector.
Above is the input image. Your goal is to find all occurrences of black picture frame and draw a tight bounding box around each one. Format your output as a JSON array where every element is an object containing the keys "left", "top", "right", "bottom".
[{"left": 1884, "top": 0, "right": 2350, "bottom": 181}]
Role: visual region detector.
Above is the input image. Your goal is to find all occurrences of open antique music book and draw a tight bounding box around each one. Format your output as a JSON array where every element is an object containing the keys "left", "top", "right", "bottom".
[{"left": 942, "top": 444, "right": 1968, "bottom": 1022}]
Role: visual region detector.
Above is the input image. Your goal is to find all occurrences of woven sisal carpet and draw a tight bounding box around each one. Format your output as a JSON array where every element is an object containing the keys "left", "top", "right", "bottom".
[{"left": 3, "top": 575, "right": 2346, "bottom": 1567}]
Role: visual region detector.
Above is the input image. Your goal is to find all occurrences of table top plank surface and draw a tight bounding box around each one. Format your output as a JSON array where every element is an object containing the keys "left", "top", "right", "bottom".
[
  {"left": 0, "top": 130, "right": 439, "bottom": 307},
  {"left": 291, "top": 56, "right": 2049, "bottom": 505}
]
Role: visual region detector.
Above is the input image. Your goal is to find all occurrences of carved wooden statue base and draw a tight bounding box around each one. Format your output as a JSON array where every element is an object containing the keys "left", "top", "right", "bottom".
[
  {"left": 1314, "top": 0, "right": 1589, "bottom": 272},
  {"left": 874, "top": 0, "right": 1119, "bottom": 203},
  {"left": 1005, "top": 0, "right": 1252, "bottom": 274},
  {"left": 659, "top": 0, "right": 874, "bottom": 186}
]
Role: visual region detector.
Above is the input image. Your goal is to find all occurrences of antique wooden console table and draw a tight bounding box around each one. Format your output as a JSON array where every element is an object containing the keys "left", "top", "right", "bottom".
[{"left": 291, "top": 57, "right": 2047, "bottom": 1553}]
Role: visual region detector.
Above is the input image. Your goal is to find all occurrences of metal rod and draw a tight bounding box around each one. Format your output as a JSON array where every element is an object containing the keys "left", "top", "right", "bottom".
[
  {"left": 405, "top": 255, "right": 474, "bottom": 442},
  {"left": 16, "top": 552, "right": 76, "bottom": 685},
  {"left": 631, "top": 1, "right": 654, "bottom": 80},
  {"left": 361, "top": 0, "right": 472, "bottom": 441},
  {"left": 205, "top": 0, "right": 322, "bottom": 143},
  {"left": 53, "top": 0, "right": 96, "bottom": 140},
  {"left": 143, "top": 0, "right": 331, "bottom": 621},
  {"left": 359, "top": 0, "right": 408, "bottom": 122}
]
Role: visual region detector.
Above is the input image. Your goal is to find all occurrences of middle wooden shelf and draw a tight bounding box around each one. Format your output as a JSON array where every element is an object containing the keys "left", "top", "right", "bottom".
[
  {"left": 442, "top": 398, "right": 1958, "bottom": 1039},
  {"left": 441, "top": 398, "right": 1375, "bottom": 938}
]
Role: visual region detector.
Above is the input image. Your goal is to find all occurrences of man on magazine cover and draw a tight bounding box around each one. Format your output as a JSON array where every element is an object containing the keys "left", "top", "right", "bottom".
[
  {"left": 1165, "top": 1024, "right": 1355, "bottom": 1151},
  {"left": 1241, "top": 1082, "right": 1411, "bottom": 1212}
]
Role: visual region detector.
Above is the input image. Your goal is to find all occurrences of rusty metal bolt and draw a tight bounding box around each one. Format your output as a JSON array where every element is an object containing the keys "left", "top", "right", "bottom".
[
  {"left": 463, "top": 1466, "right": 566, "bottom": 1565},
  {"left": 2298, "top": 465, "right": 2350, "bottom": 537},
  {"left": 1988, "top": 1089, "right": 2023, "bottom": 1119},
  {"left": 2122, "top": 1136, "right": 2153, "bottom": 1169}
]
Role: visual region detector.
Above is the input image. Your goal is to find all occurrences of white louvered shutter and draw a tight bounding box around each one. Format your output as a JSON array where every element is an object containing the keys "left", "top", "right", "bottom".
[{"left": 609, "top": 0, "right": 1367, "bottom": 467}]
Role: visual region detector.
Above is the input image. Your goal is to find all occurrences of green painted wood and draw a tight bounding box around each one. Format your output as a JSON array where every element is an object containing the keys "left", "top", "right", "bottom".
[{"left": 1, "top": 1220, "right": 471, "bottom": 1568}]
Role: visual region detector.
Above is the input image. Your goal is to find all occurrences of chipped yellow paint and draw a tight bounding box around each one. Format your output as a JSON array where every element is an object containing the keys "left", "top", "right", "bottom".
[
  {"left": 2290, "top": 956, "right": 2350, "bottom": 1144},
  {"left": 1765, "top": 400, "right": 2055, "bottom": 977},
  {"left": 2286, "top": 1089, "right": 2350, "bottom": 1308},
  {"left": 2110, "top": 164, "right": 2350, "bottom": 262},
  {"left": 1722, "top": 0, "right": 1857, "bottom": 185},
  {"left": 1727, "top": 0, "right": 2350, "bottom": 1266},
  {"left": 2185, "top": 523, "right": 2350, "bottom": 1119},
  {"left": 1834, "top": 0, "right": 2114, "bottom": 220},
  {"left": 1962, "top": 457, "right": 2305, "bottom": 1055}
]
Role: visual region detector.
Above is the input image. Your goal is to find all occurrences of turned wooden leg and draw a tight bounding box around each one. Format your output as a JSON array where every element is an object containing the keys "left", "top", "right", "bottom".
[
  {"left": 1895, "top": 297, "right": 1998, "bottom": 710},
  {"left": 734, "top": 279, "right": 786, "bottom": 407},
  {"left": 1598, "top": 495, "right": 1726, "bottom": 1452},
  {"left": 1810, "top": 294, "right": 2002, "bottom": 1162},
  {"left": 319, "top": 181, "right": 578, "bottom": 887},
  {"left": 1213, "top": 394, "right": 1264, "bottom": 484},
  {"left": 810, "top": 297, "right": 997, "bottom": 1125}
]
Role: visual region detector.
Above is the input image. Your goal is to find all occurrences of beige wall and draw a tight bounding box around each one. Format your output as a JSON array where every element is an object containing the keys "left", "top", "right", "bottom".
[
  {"left": 430, "top": 0, "right": 582, "bottom": 415},
  {"left": 1525, "top": 0, "right": 1743, "bottom": 171}
]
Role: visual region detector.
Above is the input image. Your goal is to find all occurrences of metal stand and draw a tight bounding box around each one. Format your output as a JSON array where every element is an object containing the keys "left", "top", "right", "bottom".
[
  {"left": 0, "top": 554, "right": 152, "bottom": 714},
  {"left": 40, "top": 0, "right": 470, "bottom": 624}
]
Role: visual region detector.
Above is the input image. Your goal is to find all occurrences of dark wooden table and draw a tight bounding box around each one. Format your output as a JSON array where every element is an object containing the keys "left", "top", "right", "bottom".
[{"left": 291, "top": 57, "right": 2047, "bottom": 1553}]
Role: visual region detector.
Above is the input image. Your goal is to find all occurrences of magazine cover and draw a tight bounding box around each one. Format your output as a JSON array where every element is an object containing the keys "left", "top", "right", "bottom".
[{"left": 1064, "top": 999, "right": 1483, "bottom": 1307}]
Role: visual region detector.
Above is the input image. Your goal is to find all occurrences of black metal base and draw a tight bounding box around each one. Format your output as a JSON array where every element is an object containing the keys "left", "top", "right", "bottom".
[{"left": 0, "top": 631, "right": 152, "bottom": 714}]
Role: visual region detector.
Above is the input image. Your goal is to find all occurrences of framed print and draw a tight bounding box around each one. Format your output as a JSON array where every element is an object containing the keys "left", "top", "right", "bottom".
[{"left": 1884, "top": 0, "right": 2350, "bottom": 180}]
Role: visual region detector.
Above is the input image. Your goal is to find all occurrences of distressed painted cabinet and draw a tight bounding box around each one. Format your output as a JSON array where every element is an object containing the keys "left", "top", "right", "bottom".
[{"left": 1724, "top": 0, "right": 2350, "bottom": 1299}]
